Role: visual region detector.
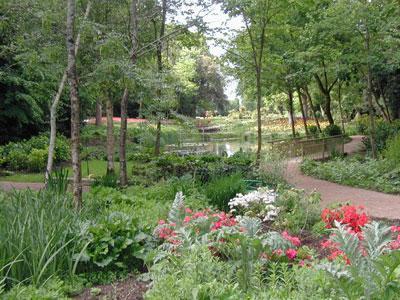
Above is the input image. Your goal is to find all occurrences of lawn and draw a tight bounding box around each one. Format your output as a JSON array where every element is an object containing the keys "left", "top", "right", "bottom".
[{"left": 0, "top": 160, "right": 134, "bottom": 183}]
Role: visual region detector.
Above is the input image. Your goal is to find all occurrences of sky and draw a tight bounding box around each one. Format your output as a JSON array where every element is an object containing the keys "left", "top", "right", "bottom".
[{"left": 173, "top": 2, "right": 244, "bottom": 101}]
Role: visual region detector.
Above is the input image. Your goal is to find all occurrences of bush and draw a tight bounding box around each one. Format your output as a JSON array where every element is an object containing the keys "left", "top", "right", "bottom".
[
  {"left": 204, "top": 173, "right": 246, "bottom": 211},
  {"left": 384, "top": 134, "right": 400, "bottom": 165},
  {"left": 78, "top": 212, "right": 145, "bottom": 270},
  {"left": 0, "top": 133, "right": 70, "bottom": 171},
  {"left": 308, "top": 125, "right": 319, "bottom": 137},
  {"left": 360, "top": 119, "right": 400, "bottom": 153},
  {"left": 301, "top": 157, "right": 400, "bottom": 194},
  {"left": 323, "top": 124, "right": 342, "bottom": 136}
]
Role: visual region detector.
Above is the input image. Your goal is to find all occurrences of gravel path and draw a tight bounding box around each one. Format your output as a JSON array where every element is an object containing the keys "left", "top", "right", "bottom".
[{"left": 285, "top": 135, "right": 400, "bottom": 219}]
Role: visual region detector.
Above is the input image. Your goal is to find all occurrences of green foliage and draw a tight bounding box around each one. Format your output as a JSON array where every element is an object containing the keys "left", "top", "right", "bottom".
[
  {"left": 384, "top": 134, "right": 400, "bottom": 165},
  {"left": 0, "top": 133, "right": 70, "bottom": 172},
  {"left": 318, "top": 221, "right": 400, "bottom": 299},
  {"left": 309, "top": 125, "right": 319, "bottom": 137},
  {"left": 301, "top": 157, "right": 400, "bottom": 194},
  {"left": 0, "top": 190, "right": 81, "bottom": 288},
  {"left": 47, "top": 168, "right": 69, "bottom": 196},
  {"left": 323, "top": 124, "right": 342, "bottom": 137},
  {"left": 360, "top": 119, "right": 400, "bottom": 153},
  {"left": 78, "top": 212, "right": 144, "bottom": 270},
  {"left": 204, "top": 173, "right": 247, "bottom": 211},
  {"left": 93, "top": 172, "right": 119, "bottom": 188},
  {"left": 1, "top": 278, "right": 69, "bottom": 300},
  {"left": 274, "top": 187, "right": 322, "bottom": 234}
]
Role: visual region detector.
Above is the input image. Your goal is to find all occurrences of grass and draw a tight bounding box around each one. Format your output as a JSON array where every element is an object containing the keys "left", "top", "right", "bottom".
[{"left": 0, "top": 160, "right": 134, "bottom": 183}]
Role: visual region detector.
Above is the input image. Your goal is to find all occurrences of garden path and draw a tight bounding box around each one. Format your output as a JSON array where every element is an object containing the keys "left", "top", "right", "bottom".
[{"left": 285, "top": 135, "right": 400, "bottom": 219}]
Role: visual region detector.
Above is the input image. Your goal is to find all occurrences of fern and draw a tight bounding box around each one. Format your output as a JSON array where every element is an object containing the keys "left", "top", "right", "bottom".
[{"left": 167, "top": 192, "right": 186, "bottom": 226}]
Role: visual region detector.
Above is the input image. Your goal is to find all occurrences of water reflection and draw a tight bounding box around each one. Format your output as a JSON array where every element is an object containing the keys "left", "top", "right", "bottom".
[{"left": 166, "top": 139, "right": 256, "bottom": 157}]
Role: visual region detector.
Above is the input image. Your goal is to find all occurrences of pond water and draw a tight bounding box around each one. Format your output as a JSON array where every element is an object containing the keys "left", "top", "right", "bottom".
[{"left": 165, "top": 139, "right": 256, "bottom": 157}]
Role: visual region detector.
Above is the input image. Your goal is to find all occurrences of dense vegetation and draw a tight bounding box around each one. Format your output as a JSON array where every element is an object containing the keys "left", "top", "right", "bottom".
[{"left": 1, "top": 0, "right": 400, "bottom": 299}]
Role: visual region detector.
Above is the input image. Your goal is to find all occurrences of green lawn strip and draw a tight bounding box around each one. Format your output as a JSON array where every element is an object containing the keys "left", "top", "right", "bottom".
[{"left": 0, "top": 160, "right": 134, "bottom": 183}]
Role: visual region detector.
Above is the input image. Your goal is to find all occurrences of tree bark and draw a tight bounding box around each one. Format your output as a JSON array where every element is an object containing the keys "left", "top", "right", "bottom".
[
  {"left": 297, "top": 87, "right": 309, "bottom": 137},
  {"left": 154, "top": 0, "right": 167, "bottom": 156},
  {"left": 46, "top": 1, "right": 91, "bottom": 184},
  {"left": 314, "top": 73, "right": 337, "bottom": 125},
  {"left": 67, "top": 0, "right": 82, "bottom": 208},
  {"left": 337, "top": 81, "right": 345, "bottom": 134},
  {"left": 95, "top": 99, "right": 102, "bottom": 126},
  {"left": 365, "top": 27, "right": 377, "bottom": 158},
  {"left": 106, "top": 98, "right": 115, "bottom": 174},
  {"left": 119, "top": 0, "right": 139, "bottom": 187},
  {"left": 256, "top": 69, "right": 262, "bottom": 160},
  {"left": 303, "top": 86, "right": 322, "bottom": 133},
  {"left": 154, "top": 120, "right": 162, "bottom": 156},
  {"left": 287, "top": 90, "right": 296, "bottom": 138}
]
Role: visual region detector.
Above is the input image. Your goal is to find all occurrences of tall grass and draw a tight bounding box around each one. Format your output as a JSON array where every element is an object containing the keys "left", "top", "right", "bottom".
[
  {"left": 204, "top": 173, "right": 246, "bottom": 211},
  {"left": 0, "top": 190, "right": 82, "bottom": 289}
]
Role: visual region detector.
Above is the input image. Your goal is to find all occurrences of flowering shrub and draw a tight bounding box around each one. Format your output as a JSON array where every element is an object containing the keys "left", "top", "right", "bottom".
[
  {"left": 321, "top": 205, "right": 369, "bottom": 233},
  {"left": 154, "top": 192, "right": 308, "bottom": 265},
  {"left": 228, "top": 187, "right": 279, "bottom": 221}
]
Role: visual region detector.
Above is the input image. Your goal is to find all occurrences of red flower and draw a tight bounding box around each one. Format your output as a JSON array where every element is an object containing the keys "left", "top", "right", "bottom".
[
  {"left": 286, "top": 248, "right": 297, "bottom": 260},
  {"left": 183, "top": 216, "right": 191, "bottom": 223}
]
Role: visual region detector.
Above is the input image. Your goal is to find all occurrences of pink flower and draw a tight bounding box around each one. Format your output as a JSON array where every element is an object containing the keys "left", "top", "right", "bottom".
[
  {"left": 273, "top": 249, "right": 283, "bottom": 256},
  {"left": 184, "top": 216, "right": 191, "bottom": 223},
  {"left": 185, "top": 208, "right": 193, "bottom": 214},
  {"left": 193, "top": 212, "right": 207, "bottom": 218},
  {"left": 158, "top": 219, "right": 166, "bottom": 225},
  {"left": 282, "top": 231, "right": 301, "bottom": 247},
  {"left": 286, "top": 249, "right": 297, "bottom": 260},
  {"left": 391, "top": 226, "right": 400, "bottom": 233}
]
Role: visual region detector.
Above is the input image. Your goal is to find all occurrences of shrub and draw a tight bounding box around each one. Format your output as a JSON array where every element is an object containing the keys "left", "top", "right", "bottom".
[
  {"left": 0, "top": 133, "right": 70, "bottom": 171},
  {"left": 384, "top": 134, "right": 400, "bottom": 165},
  {"left": 323, "top": 124, "right": 342, "bottom": 136},
  {"left": 308, "top": 125, "right": 319, "bottom": 136},
  {"left": 274, "top": 187, "right": 321, "bottom": 234},
  {"left": 78, "top": 211, "right": 145, "bottom": 270},
  {"left": 361, "top": 119, "right": 400, "bottom": 153},
  {"left": 204, "top": 173, "right": 246, "bottom": 211}
]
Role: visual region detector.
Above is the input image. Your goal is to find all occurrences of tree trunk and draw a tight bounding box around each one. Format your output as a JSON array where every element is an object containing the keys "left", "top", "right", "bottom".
[
  {"left": 153, "top": 0, "right": 167, "bottom": 156},
  {"left": 119, "top": 89, "right": 128, "bottom": 186},
  {"left": 46, "top": 1, "right": 91, "bottom": 184},
  {"left": 154, "top": 120, "right": 161, "bottom": 156},
  {"left": 119, "top": 0, "right": 139, "bottom": 187},
  {"left": 314, "top": 73, "right": 336, "bottom": 125},
  {"left": 287, "top": 90, "right": 296, "bottom": 138},
  {"left": 337, "top": 81, "right": 345, "bottom": 134},
  {"left": 256, "top": 70, "right": 262, "bottom": 160},
  {"left": 106, "top": 98, "right": 115, "bottom": 174},
  {"left": 95, "top": 99, "right": 102, "bottom": 126},
  {"left": 67, "top": 0, "right": 82, "bottom": 208},
  {"left": 323, "top": 92, "right": 334, "bottom": 125},
  {"left": 303, "top": 86, "right": 322, "bottom": 133},
  {"left": 297, "top": 87, "right": 309, "bottom": 137},
  {"left": 365, "top": 28, "right": 377, "bottom": 159}
]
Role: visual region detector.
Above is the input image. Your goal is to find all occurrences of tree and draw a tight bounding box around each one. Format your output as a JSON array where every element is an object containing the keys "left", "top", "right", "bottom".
[
  {"left": 223, "top": 0, "right": 286, "bottom": 161},
  {"left": 119, "top": 0, "right": 139, "bottom": 186},
  {"left": 46, "top": 1, "right": 92, "bottom": 183},
  {"left": 67, "top": 0, "right": 82, "bottom": 208}
]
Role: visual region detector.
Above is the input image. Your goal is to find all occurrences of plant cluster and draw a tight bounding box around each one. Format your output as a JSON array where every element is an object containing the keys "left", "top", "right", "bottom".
[
  {"left": 228, "top": 187, "right": 279, "bottom": 221},
  {"left": 0, "top": 133, "right": 70, "bottom": 172},
  {"left": 301, "top": 157, "right": 400, "bottom": 194}
]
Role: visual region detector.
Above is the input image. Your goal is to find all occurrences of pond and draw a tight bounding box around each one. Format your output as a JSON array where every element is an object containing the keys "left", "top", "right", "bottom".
[{"left": 165, "top": 139, "right": 256, "bottom": 157}]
